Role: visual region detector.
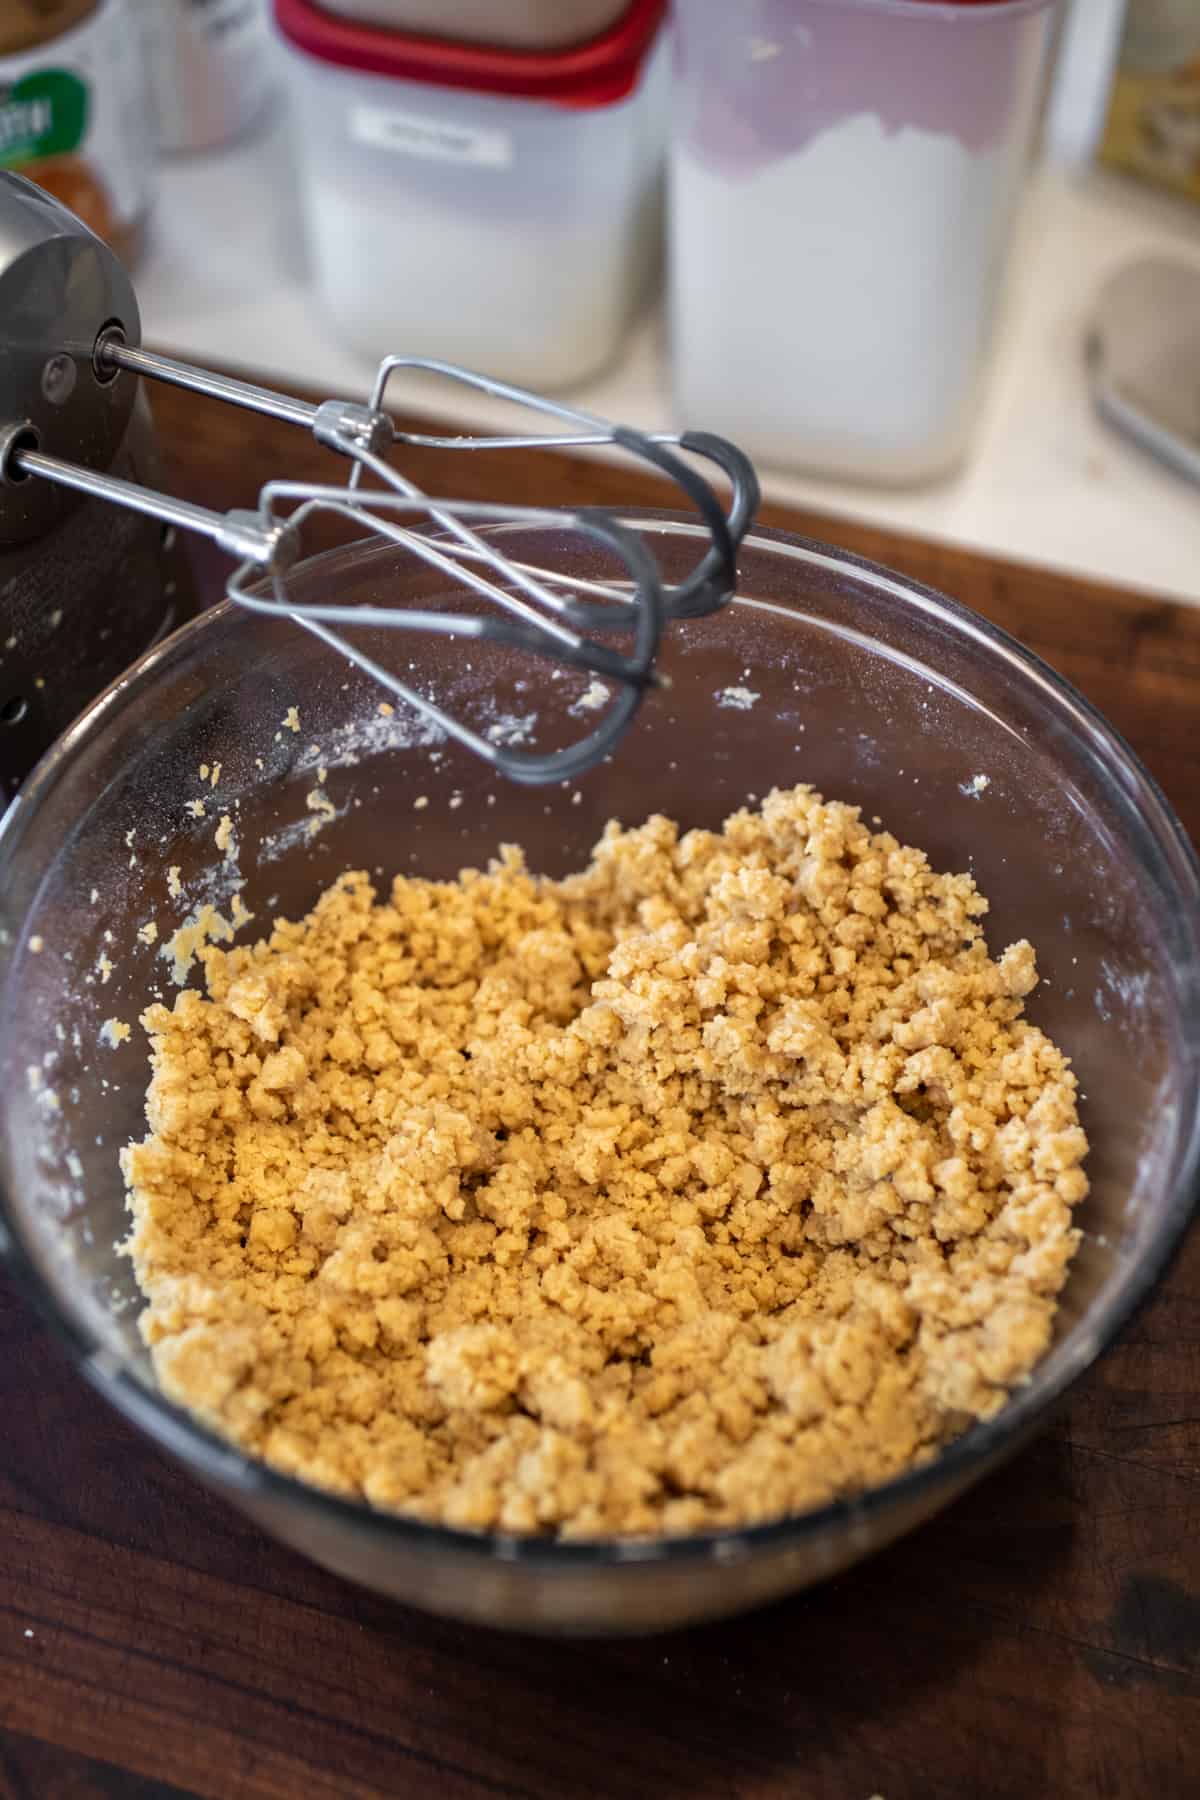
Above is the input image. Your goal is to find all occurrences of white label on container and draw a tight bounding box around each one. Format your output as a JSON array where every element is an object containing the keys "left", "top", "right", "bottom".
[{"left": 348, "top": 103, "right": 513, "bottom": 169}]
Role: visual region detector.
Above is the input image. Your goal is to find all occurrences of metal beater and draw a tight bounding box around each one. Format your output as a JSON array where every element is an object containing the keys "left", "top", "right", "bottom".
[{"left": 0, "top": 170, "right": 758, "bottom": 787}]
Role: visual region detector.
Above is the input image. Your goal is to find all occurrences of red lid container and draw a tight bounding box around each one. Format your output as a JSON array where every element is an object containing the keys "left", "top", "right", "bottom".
[{"left": 273, "top": 0, "right": 668, "bottom": 107}]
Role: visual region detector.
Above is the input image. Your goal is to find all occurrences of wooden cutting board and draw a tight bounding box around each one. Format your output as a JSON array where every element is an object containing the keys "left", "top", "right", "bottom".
[{"left": 2, "top": 375, "right": 1197, "bottom": 1800}]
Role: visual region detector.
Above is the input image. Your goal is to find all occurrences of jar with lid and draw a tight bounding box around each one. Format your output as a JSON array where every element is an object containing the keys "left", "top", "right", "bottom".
[
  {"left": 669, "top": 0, "right": 1061, "bottom": 486},
  {"left": 0, "top": 0, "right": 154, "bottom": 266},
  {"left": 132, "top": 1, "right": 278, "bottom": 153}
]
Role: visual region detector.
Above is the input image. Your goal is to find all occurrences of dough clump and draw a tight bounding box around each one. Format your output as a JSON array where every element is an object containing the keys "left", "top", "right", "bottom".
[{"left": 123, "top": 786, "right": 1088, "bottom": 1537}]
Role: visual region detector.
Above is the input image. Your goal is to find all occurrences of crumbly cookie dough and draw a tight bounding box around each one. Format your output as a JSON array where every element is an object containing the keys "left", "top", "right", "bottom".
[{"left": 122, "top": 786, "right": 1088, "bottom": 1538}]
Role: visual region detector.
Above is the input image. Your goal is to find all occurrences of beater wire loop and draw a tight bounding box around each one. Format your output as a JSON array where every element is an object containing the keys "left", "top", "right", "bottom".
[{"left": 17, "top": 346, "right": 758, "bottom": 784}]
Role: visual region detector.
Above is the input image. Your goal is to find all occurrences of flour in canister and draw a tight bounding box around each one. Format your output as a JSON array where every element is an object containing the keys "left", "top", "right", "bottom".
[{"left": 672, "top": 112, "right": 1028, "bottom": 476}]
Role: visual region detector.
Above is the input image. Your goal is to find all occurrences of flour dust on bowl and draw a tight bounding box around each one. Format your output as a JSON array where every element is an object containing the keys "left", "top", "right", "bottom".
[{"left": 0, "top": 520, "right": 1196, "bottom": 1635}]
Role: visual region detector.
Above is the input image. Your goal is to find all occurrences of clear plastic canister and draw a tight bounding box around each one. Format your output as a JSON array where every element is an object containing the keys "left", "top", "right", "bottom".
[
  {"left": 669, "top": 0, "right": 1060, "bottom": 485},
  {"left": 273, "top": 0, "right": 668, "bottom": 389}
]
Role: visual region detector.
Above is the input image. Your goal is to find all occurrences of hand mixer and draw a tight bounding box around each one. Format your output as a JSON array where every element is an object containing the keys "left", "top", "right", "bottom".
[{"left": 0, "top": 170, "right": 759, "bottom": 788}]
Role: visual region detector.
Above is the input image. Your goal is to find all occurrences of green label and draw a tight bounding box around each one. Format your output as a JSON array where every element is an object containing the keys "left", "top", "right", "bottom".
[{"left": 0, "top": 70, "right": 89, "bottom": 167}]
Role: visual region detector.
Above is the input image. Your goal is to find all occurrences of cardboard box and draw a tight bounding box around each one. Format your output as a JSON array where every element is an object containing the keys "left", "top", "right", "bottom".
[{"left": 1099, "top": 2, "right": 1200, "bottom": 200}]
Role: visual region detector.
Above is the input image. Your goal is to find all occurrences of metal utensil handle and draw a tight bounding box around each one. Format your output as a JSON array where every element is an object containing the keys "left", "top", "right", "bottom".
[
  {"left": 96, "top": 331, "right": 393, "bottom": 456},
  {"left": 9, "top": 442, "right": 295, "bottom": 570}
]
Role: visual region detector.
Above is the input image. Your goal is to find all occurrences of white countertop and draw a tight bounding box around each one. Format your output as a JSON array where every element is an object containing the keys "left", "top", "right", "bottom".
[{"left": 135, "top": 2, "right": 1200, "bottom": 610}]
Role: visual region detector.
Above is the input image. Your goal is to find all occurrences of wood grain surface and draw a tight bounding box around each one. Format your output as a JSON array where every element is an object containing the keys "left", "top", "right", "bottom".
[{"left": 2, "top": 373, "right": 1198, "bottom": 1800}]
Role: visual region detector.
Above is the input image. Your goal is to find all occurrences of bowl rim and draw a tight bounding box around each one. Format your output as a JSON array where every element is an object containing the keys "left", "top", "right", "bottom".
[{"left": 1, "top": 512, "right": 1197, "bottom": 1572}]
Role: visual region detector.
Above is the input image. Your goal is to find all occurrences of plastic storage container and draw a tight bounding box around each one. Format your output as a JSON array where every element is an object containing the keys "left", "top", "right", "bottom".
[
  {"left": 316, "top": 1, "right": 631, "bottom": 51},
  {"left": 273, "top": 0, "right": 667, "bottom": 388},
  {"left": 669, "top": 0, "right": 1060, "bottom": 485}
]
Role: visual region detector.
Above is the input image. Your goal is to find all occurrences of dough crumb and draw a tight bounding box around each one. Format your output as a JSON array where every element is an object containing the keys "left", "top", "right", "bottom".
[
  {"left": 305, "top": 789, "right": 336, "bottom": 836},
  {"left": 28, "top": 935, "right": 43, "bottom": 954},
  {"left": 717, "top": 686, "right": 761, "bottom": 710},
  {"left": 571, "top": 679, "right": 609, "bottom": 715},
  {"left": 486, "top": 712, "right": 536, "bottom": 748},
  {"left": 283, "top": 707, "right": 300, "bottom": 733},
  {"left": 167, "top": 866, "right": 183, "bottom": 900},
  {"left": 102, "top": 1018, "right": 131, "bottom": 1047},
  {"left": 138, "top": 922, "right": 159, "bottom": 947},
  {"left": 123, "top": 786, "right": 1088, "bottom": 1539},
  {"left": 160, "top": 904, "right": 237, "bottom": 986}
]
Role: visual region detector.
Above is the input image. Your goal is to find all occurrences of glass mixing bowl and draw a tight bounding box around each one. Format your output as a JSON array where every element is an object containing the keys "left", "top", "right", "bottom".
[{"left": 0, "top": 519, "right": 1197, "bottom": 1636}]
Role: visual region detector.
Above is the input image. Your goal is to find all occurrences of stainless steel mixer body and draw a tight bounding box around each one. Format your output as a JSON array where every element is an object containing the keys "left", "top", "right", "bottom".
[
  {"left": 0, "top": 168, "right": 757, "bottom": 789},
  {"left": 0, "top": 396, "right": 192, "bottom": 800},
  {"left": 0, "top": 179, "right": 193, "bottom": 798}
]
